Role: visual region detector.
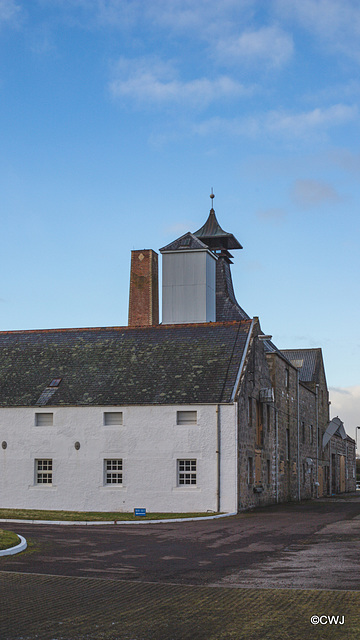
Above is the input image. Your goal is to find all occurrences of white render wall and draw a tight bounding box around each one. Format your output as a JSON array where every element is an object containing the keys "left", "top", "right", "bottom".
[{"left": 0, "top": 404, "right": 237, "bottom": 513}]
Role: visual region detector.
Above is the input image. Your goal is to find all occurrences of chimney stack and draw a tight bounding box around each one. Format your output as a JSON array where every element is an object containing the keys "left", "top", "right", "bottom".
[{"left": 128, "top": 250, "right": 159, "bottom": 327}]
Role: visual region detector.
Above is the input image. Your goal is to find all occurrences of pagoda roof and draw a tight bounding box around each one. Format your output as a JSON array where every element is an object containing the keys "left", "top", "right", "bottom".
[{"left": 193, "top": 208, "right": 242, "bottom": 251}]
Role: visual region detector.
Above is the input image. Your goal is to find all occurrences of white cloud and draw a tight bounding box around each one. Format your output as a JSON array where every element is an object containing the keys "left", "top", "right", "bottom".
[
  {"left": 0, "top": 0, "right": 21, "bottom": 25},
  {"left": 329, "top": 385, "right": 360, "bottom": 442},
  {"left": 265, "top": 104, "right": 358, "bottom": 135},
  {"left": 94, "top": 0, "right": 255, "bottom": 33},
  {"left": 274, "top": 0, "right": 360, "bottom": 62},
  {"left": 216, "top": 26, "right": 294, "bottom": 68},
  {"left": 256, "top": 208, "right": 286, "bottom": 222},
  {"left": 192, "top": 103, "right": 357, "bottom": 140},
  {"left": 291, "top": 179, "right": 342, "bottom": 208},
  {"left": 109, "top": 57, "right": 251, "bottom": 107}
]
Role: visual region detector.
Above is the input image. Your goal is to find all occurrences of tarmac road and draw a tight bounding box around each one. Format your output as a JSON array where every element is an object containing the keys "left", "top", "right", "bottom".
[{"left": 1, "top": 494, "right": 360, "bottom": 590}]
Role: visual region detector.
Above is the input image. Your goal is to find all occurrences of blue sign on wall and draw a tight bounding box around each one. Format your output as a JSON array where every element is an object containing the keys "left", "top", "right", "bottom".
[{"left": 134, "top": 508, "right": 146, "bottom": 517}]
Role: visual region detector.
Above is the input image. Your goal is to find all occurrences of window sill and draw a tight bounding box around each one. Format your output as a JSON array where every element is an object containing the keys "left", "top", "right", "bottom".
[
  {"left": 29, "top": 485, "right": 57, "bottom": 490},
  {"left": 173, "top": 486, "right": 199, "bottom": 491}
]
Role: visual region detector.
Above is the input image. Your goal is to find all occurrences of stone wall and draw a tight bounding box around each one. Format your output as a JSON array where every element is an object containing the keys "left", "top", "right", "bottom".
[{"left": 237, "top": 330, "right": 276, "bottom": 510}]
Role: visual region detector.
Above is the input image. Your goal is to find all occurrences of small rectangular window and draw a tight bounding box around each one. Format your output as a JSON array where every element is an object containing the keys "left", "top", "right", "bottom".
[
  {"left": 255, "top": 400, "right": 263, "bottom": 447},
  {"left": 176, "top": 411, "right": 197, "bottom": 425},
  {"left": 286, "top": 428, "right": 290, "bottom": 461},
  {"left": 104, "top": 459, "right": 123, "bottom": 484},
  {"left": 267, "top": 459, "right": 271, "bottom": 485},
  {"left": 35, "top": 413, "right": 53, "bottom": 426},
  {"left": 36, "top": 459, "right": 52, "bottom": 484},
  {"left": 104, "top": 412, "right": 123, "bottom": 426},
  {"left": 248, "top": 457, "right": 253, "bottom": 484},
  {"left": 248, "top": 397, "right": 253, "bottom": 427},
  {"left": 178, "top": 459, "right": 196, "bottom": 485}
]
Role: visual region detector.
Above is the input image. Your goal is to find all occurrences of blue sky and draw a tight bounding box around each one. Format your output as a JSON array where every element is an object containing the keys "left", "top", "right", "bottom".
[{"left": 1, "top": 0, "right": 360, "bottom": 436}]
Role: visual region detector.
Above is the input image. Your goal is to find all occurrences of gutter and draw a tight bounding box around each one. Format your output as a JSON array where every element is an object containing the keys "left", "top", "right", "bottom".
[
  {"left": 216, "top": 404, "right": 221, "bottom": 512},
  {"left": 275, "top": 408, "right": 279, "bottom": 503},
  {"left": 315, "top": 384, "right": 319, "bottom": 498},
  {"left": 297, "top": 368, "right": 301, "bottom": 501}
]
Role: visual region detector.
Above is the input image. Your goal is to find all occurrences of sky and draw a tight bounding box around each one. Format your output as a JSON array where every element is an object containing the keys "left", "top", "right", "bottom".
[{"left": 0, "top": 0, "right": 359, "bottom": 439}]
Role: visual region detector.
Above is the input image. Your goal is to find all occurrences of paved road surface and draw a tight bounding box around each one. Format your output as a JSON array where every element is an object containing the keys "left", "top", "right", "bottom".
[{"left": 1, "top": 495, "right": 360, "bottom": 589}]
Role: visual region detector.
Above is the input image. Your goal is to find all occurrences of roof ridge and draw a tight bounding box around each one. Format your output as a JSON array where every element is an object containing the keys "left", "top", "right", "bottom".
[{"left": 0, "top": 319, "right": 253, "bottom": 336}]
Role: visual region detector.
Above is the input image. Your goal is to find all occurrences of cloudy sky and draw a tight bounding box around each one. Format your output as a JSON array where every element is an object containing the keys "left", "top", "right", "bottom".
[{"left": 1, "top": 0, "right": 359, "bottom": 438}]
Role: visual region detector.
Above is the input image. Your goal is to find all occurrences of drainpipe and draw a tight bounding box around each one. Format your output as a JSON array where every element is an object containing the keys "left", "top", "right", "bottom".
[
  {"left": 315, "top": 384, "right": 319, "bottom": 498},
  {"left": 234, "top": 401, "right": 239, "bottom": 513},
  {"left": 216, "top": 404, "right": 221, "bottom": 513},
  {"left": 297, "top": 368, "right": 300, "bottom": 502},
  {"left": 275, "top": 408, "right": 279, "bottom": 503}
]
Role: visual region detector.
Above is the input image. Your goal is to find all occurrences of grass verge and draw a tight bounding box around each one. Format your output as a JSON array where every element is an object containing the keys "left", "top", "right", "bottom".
[
  {"left": 0, "top": 528, "right": 20, "bottom": 550},
  {"left": 0, "top": 508, "right": 220, "bottom": 522}
]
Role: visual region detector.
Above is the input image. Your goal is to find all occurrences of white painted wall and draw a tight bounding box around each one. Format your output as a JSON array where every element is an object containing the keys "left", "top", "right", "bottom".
[
  {"left": 162, "top": 249, "right": 216, "bottom": 324},
  {"left": 0, "top": 404, "right": 238, "bottom": 513}
]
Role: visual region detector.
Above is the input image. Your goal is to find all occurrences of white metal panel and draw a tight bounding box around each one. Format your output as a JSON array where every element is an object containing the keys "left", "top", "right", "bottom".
[{"left": 162, "top": 250, "right": 216, "bottom": 324}]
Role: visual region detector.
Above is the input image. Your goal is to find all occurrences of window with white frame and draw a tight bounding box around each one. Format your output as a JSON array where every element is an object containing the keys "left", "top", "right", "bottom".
[
  {"left": 177, "top": 459, "right": 197, "bottom": 485},
  {"left": 36, "top": 459, "right": 53, "bottom": 484},
  {"left": 104, "top": 412, "right": 123, "bottom": 426},
  {"left": 104, "top": 459, "right": 123, "bottom": 484},
  {"left": 35, "top": 413, "right": 53, "bottom": 426},
  {"left": 176, "top": 411, "right": 197, "bottom": 425}
]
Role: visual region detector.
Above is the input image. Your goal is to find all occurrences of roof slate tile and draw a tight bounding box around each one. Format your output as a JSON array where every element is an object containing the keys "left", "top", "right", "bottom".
[{"left": 0, "top": 321, "right": 252, "bottom": 407}]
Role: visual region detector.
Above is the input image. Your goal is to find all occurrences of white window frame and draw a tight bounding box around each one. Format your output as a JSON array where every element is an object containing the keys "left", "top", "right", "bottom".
[
  {"left": 35, "top": 459, "right": 53, "bottom": 484},
  {"left": 103, "top": 412, "right": 123, "bottom": 426},
  {"left": 104, "top": 459, "right": 123, "bottom": 485},
  {"left": 35, "top": 413, "right": 53, "bottom": 426},
  {"left": 176, "top": 411, "right": 197, "bottom": 425},
  {"left": 177, "top": 459, "right": 197, "bottom": 486}
]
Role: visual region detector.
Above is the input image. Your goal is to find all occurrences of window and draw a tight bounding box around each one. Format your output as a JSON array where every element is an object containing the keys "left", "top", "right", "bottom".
[
  {"left": 104, "top": 412, "right": 123, "bottom": 426},
  {"left": 267, "top": 459, "right": 271, "bottom": 485},
  {"left": 35, "top": 413, "right": 53, "bottom": 426},
  {"left": 176, "top": 411, "right": 197, "bottom": 425},
  {"left": 309, "top": 424, "right": 313, "bottom": 444},
  {"left": 267, "top": 404, "right": 271, "bottom": 431},
  {"left": 104, "top": 459, "right": 123, "bottom": 484},
  {"left": 177, "top": 459, "right": 196, "bottom": 485},
  {"left": 255, "top": 400, "right": 263, "bottom": 447},
  {"left": 301, "top": 421, "right": 305, "bottom": 444},
  {"left": 49, "top": 378, "right": 62, "bottom": 387},
  {"left": 286, "top": 429, "right": 290, "bottom": 461},
  {"left": 285, "top": 368, "right": 289, "bottom": 389},
  {"left": 248, "top": 397, "right": 253, "bottom": 427},
  {"left": 36, "top": 459, "right": 52, "bottom": 484},
  {"left": 247, "top": 457, "right": 253, "bottom": 484}
]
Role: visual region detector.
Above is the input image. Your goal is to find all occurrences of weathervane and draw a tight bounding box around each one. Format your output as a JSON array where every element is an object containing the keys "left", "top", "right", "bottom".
[{"left": 210, "top": 188, "right": 215, "bottom": 208}]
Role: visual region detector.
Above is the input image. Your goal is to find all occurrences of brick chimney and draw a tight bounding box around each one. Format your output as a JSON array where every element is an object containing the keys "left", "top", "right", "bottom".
[{"left": 128, "top": 250, "right": 159, "bottom": 326}]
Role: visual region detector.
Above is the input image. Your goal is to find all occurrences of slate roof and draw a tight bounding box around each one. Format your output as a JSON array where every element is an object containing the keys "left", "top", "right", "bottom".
[
  {"left": 193, "top": 209, "right": 243, "bottom": 250},
  {"left": 216, "top": 257, "right": 249, "bottom": 322},
  {"left": 0, "top": 321, "right": 252, "bottom": 407},
  {"left": 160, "top": 232, "right": 210, "bottom": 253},
  {"left": 280, "top": 348, "right": 323, "bottom": 383}
]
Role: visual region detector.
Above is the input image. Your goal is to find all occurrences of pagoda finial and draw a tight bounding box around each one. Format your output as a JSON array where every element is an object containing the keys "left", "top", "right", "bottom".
[{"left": 210, "top": 188, "right": 215, "bottom": 209}]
